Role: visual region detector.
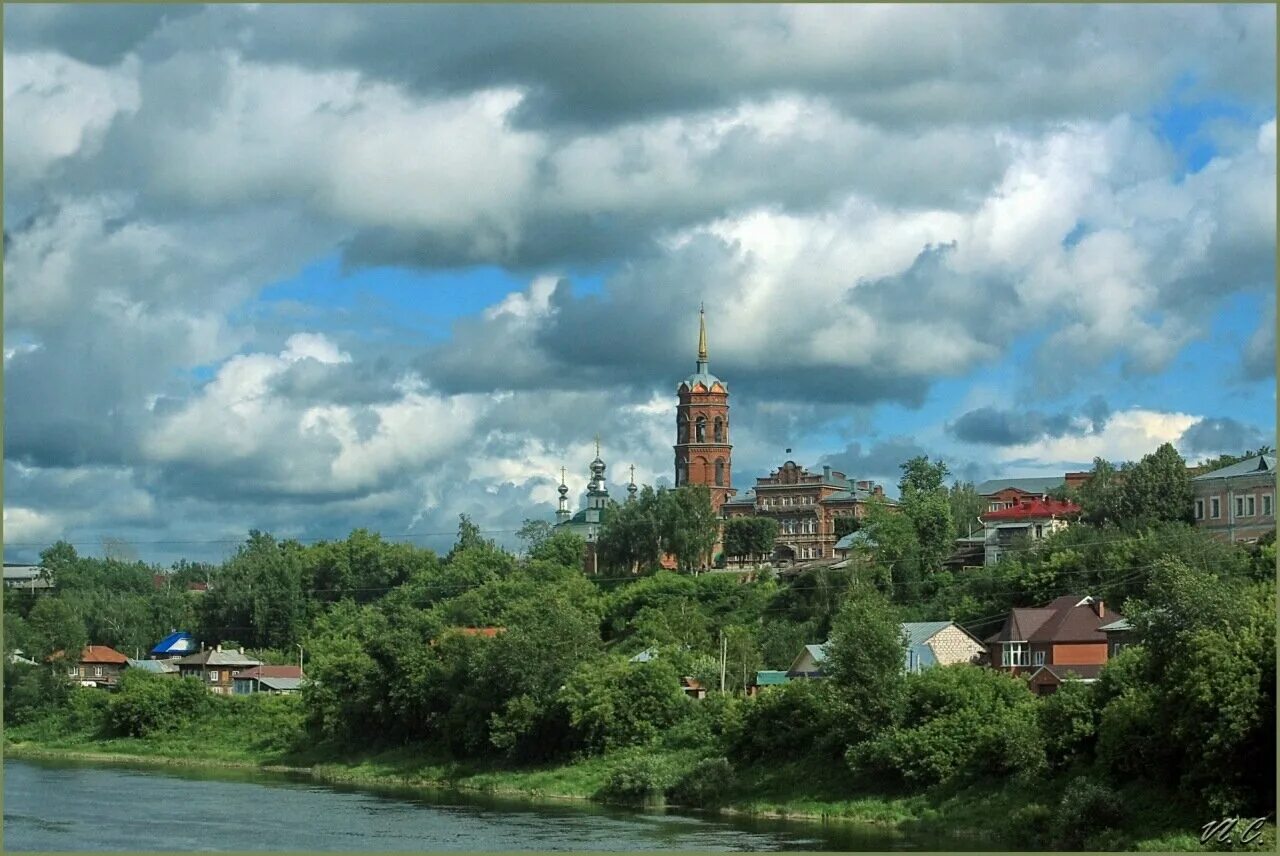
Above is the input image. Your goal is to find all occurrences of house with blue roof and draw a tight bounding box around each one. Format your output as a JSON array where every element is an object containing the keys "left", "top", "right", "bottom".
[
  {"left": 787, "top": 621, "right": 986, "bottom": 678},
  {"left": 150, "top": 631, "right": 197, "bottom": 658}
]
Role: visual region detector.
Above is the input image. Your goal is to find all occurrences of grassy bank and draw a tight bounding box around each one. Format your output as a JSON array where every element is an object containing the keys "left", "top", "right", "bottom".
[{"left": 6, "top": 724, "right": 1240, "bottom": 852}]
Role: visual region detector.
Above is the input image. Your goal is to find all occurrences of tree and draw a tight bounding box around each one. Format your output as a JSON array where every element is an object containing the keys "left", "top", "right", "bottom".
[
  {"left": 27, "top": 597, "right": 87, "bottom": 662},
  {"left": 598, "top": 488, "right": 663, "bottom": 573},
  {"left": 947, "top": 482, "right": 985, "bottom": 540},
  {"left": 201, "top": 531, "right": 307, "bottom": 649},
  {"left": 822, "top": 584, "right": 906, "bottom": 742},
  {"left": 897, "top": 456, "right": 953, "bottom": 574},
  {"left": 527, "top": 528, "right": 586, "bottom": 570},
  {"left": 657, "top": 485, "right": 719, "bottom": 573},
  {"left": 721, "top": 517, "right": 778, "bottom": 566},
  {"left": 1077, "top": 457, "right": 1124, "bottom": 527},
  {"left": 516, "top": 519, "right": 554, "bottom": 555},
  {"left": 1117, "top": 443, "right": 1194, "bottom": 527},
  {"left": 559, "top": 655, "right": 689, "bottom": 753},
  {"left": 449, "top": 514, "right": 492, "bottom": 559}
]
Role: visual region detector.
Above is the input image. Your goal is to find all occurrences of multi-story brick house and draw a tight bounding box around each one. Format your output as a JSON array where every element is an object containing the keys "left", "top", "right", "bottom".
[
  {"left": 174, "top": 645, "right": 264, "bottom": 695},
  {"left": 63, "top": 645, "right": 129, "bottom": 688},
  {"left": 986, "top": 595, "right": 1124, "bottom": 695},
  {"left": 979, "top": 497, "right": 1081, "bottom": 565},
  {"left": 1191, "top": 455, "right": 1276, "bottom": 544},
  {"left": 721, "top": 461, "right": 893, "bottom": 562}
]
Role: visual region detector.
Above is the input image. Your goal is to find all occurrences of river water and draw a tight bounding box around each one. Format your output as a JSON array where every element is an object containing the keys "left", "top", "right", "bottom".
[{"left": 2, "top": 758, "right": 976, "bottom": 851}]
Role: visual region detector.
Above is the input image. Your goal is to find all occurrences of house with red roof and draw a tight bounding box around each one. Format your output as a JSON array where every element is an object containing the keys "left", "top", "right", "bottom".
[
  {"left": 56, "top": 645, "right": 130, "bottom": 688},
  {"left": 986, "top": 595, "right": 1124, "bottom": 695},
  {"left": 979, "top": 496, "right": 1081, "bottom": 565},
  {"left": 232, "top": 665, "right": 304, "bottom": 695}
]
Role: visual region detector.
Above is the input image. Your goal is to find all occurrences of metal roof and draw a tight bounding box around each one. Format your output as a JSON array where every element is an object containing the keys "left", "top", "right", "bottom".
[
  {"left": 174, "top": 649, "right": 263, "bottom": 667},
  {"left": 755, "top": 670, "right": 790, "bottom": 686},
  {"left": 151, "top": 631, "right": 196, "bottom": 657},
  {"left": 256, "top": 676, "right": 302, "bottom": 691},
  {"left": 901, "top": 621, "right": 955, "bottom": 647},
  {"left": 127, "top": 658, "right": 178, "bottom": 673},
  {"left": 3, "top": 565, "right": 44, "bottom": 580},
  {"left": 1192, "top": 455, "right": 1276, "bottom": 480},
  {"left": 975, "top": 476, "right": 1066, "bottom": 496}
]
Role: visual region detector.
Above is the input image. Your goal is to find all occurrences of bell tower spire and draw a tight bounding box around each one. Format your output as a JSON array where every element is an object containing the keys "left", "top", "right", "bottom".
[{"left": 696, "top": 302, "right": 709, "bottom": 373}]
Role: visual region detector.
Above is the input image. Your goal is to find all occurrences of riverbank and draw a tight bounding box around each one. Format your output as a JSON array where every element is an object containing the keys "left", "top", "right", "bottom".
[{"left": 3, "top": 734, "right": 1219, "bottom": 851}]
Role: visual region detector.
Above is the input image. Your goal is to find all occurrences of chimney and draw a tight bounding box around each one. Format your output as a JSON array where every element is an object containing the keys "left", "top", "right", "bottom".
[
  {"left": 823, "top": 465, "right": 832, "bottom": 479},
  {"left": 873, "top": 485, "right": 884, "bottom": 497},
  {"left": 239, "top": 647, "right": 245, "bottom": 655},
  {"left": 1093, "top": 599, "right": 1104, "bottom": 618},
  {"left": 216, "top": 644, "right": 222, "bottom": 653}
]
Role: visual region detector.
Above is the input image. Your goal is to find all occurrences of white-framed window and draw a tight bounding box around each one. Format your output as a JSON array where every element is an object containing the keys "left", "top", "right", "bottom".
[
  {"left": 1034, "top": 524, "right": 1044, "bottom": 539},
  {"left": 1246, "top": 496, "right": 1256, "bottom": 516},
  {"left": 68, "top": 665, "right": 79, "bottom": 677},
  {"left": 1265, "top": 495, "right": 1273, "bottom": 517},
  {"left": 1033, "top": 650, "right": 1046, "bottom": 666},
  {"left": 209, "top": 670, "right": 220, "bottom": 682},
  {"left": 1195, "top": 499, "right": 1204, "bottom": 520},
  {"left": 93, "top": 666, "right": 103, "bottom": 677},
  {"left": 1237, "top": 496, "right": 1247, "bottom": 517},
  {"left": 988, "top": 502, "right": 1002, "bottom": 512},
  {"left": 1211, "top": 497, "right": 1221, "bottom": 519},
  {"left": 1001, "top": 643, "right": 1029, "bottom": 667}
]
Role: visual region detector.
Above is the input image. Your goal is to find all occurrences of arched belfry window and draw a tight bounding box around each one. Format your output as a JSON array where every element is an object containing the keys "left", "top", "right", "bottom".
[
  {"left": 679, "top": 416, "right": 689, "bottom": 444},
  {"left": 695, "top": 416, "right": 706, "bottom": 443},
  {"left": 715, "top": 459, "right": 725, "bottom": 486},
  {"left": 714, "top": 417, "right": 724, "bottom": 442}
]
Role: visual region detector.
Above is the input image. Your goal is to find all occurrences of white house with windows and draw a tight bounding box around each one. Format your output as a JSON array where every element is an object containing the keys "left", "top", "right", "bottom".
[{"left": 1192, "top": 455, "right": 1276, "bottom": 544}]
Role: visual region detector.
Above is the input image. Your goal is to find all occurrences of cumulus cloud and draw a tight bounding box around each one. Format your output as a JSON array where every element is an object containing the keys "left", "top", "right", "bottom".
[
  {"left": 1177, "top": 417, "right": 1271, "bottom": 460},
  {"left": 3, "top": 5, "right": 1275, "bottom": 561},
  {"left": 950, "top": 396, "right": 1112, "bottom": 446}
]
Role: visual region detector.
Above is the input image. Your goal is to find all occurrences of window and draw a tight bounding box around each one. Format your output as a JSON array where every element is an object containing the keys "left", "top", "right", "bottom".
[
  {"left": 68, "top": 665, "right": 79, "bottom": 677},
  {"left": 1032, "top": 650, "right": 1046, "bottom": 666},
  {"left": 1265, "top": 495, "right": 1273, "bottom": 516},
  {"left": 93, "top": 666, "right": 103, "bottom": 677},
  {"left": 695, "top": 417, "right": 706, "bottom": 442},
  {"left": 1001, "top": 643, "right": 1029, "bottom": 668},
  {"left": 1211, "top": 497, "right": 1221, "bottom": 519},
  {"left": 1195, "top": 499, "right": 1204, "bottom": 520},
  {"left": 209, "top": 670, "right": 220, "bottom": 683},
  {"left": 1110, "top": 641, "right": 1128, "bottom": 657},
  {"left": 1236, "top": 496, "right": 1246, "bottom": 517},
  {"left": 989, "top": 502, "right": 1002, "bottom": 512},
  {"left": 1034, "top": 524, "right": 1044, "bottom": 539},
  {"left": 1246, "top": 496, "right": 1256, "bottom": 516},
  {"left": 715, "top": 459, "right": 725, "bottom": 486},
  {"left": 714, "top": 418, "right": 724, "bottom": 442}
]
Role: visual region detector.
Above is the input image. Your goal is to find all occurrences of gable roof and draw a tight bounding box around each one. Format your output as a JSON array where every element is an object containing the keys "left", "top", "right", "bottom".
[
  {"left": 987, "top": 595, "right": 1123, "bottom": 644},
  {"left": 151, "top": 631, "right": 197, "bottom": 657},
  {"left": 80, "top": 645, "right": 129, "bottom": 665},
  {"left": 1193, "top": 455, "right": 1277, "bottom": 480},
  {"left": 982, "top": 498, "right": 1081, "bottom": 522},
  {"left": 754, "top": 670, "right": 790, "bottom": 686},
  {"left": 258, "top": 676, "right": 303, "bottom": 691},
  {"left": 975, "top": 476, "right": 1066, "bottom": 497},
  {"left": 127, "top": 658, "right": 178, "bottom": 674},
  {"left": 174, "top": 648, "right": 263, "bottom": 667}
]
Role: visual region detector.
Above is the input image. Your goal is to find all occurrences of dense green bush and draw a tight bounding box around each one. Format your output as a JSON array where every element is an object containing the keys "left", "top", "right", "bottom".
[
  {"left": 730, "top": 680, "right": 849, "bottom": 763},
  {"left": 597, "top": 752, "right": 682, "bottom": 806},
  {"left": 661, "top": 692, "right": 744, "bottom": 751},
  {"left": 2, "top": 663, "right": 72, "bottom": 726},
  {"left": 107, "top": 671, "right": 210, "bottom": 737},
  {"left": 848, "top": 666, "right": 1045, "bottom": 787},
  {"left": 666, "top": 756, "right": 736, "bottom": 807},
  {"left": 1049, "top": 777, "right": 1126, "bottom": 849},
  {"left": 559, "top": 655, "right": 690, "bottom": 753},
  {"left": 1037, "top": 680, "right": 1098, "bottom": 769}
]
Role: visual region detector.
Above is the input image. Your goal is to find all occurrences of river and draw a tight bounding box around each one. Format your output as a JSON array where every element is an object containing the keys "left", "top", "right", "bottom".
[{"left": 2, "top": 758, "right": 977, "bottom": 851}]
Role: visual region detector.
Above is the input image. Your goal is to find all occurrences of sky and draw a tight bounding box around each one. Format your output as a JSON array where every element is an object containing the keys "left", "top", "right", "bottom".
[{"left": 3, "top": 4, "right": 1276, "bottom": 565}]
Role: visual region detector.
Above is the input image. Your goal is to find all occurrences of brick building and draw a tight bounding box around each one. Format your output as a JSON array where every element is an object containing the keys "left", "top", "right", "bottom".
[
  {"left": 674, "top": 306, "right": 735, "bottom": 513},
  {"left": 986, "top": 595, "right": 1123, "bottom": 695},
  {"left": 1191, "top": 455, "right": 1276, "bottom": 544},
  {"left": 722, "top": 461, "right": 892, "bottom": 562}
]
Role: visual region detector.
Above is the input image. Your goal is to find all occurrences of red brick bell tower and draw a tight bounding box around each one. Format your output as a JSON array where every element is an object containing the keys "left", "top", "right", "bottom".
[{"left": 675, "top": 306, "right": 735, "bottom": 513}]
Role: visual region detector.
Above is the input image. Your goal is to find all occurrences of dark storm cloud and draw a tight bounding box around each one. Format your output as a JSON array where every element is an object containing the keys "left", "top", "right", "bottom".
[
  {"left": 819, "top": 437, "right": 931, "bottom": 486},
  {"left": 3, "top": 4, "right": 200, "bottom": 65},
  {"left": 949, "top": 396, "right": 1112, "bottom": 446},
  {"left": 1178, "top": 417, "right": 1270, "bottom": 458}
]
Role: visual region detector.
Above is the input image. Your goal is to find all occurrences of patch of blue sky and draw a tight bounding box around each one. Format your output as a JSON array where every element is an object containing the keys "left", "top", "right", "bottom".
[{"left": 1150, "top": 72, "right": 1269, "bottom": 176}]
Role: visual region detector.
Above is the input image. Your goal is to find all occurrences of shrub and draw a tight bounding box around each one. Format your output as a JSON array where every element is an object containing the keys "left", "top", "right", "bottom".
[
  {"left": 662, "top": 692, "right": 744, "bottom": 752},
  {"left": 559, "top": 656, "right": 689, "bottom": 753},
  {"left": 107, "top": 671, "right": 210, "bottom": 737},
  {"left": 666, "top": 757, "right": 736, "bottom": 808},
  {"left": 64, "top": 687, "right": 111, "bottom": 734},
  {"left": 1048, "top": 777, "right": 1125, "bottom": 849},
  {"left": 1002, "top": 802, "right": 1052, "bottom": 849},
  {"left": 1037, "top": 681, "right": 1098, "bottom": 769},
  {"left": 597, "top": 752, "right": 681, "bottom": 806},
  {"left": 730, "top": 680, "right": 849, "bottom": 763},
  {"left": 847, "top": 666, "right": 1045, "bottom": 788}
]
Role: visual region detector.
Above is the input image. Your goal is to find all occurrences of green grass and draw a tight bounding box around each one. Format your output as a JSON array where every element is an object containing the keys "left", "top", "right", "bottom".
[{"left": 7, "top": 696, "right": 1269, "bottom": 852}]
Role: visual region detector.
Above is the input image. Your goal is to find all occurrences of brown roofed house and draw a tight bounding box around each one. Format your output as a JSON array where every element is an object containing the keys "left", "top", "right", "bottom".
[
  {"left": 986, "top": 595, "right": 1124, "bottom": 695},
  {"left": 174, "top": 645, "right": 264, "bottom": 695},
  {"left": 232, "top": 665, "right": 304, "bottom": 695},
  {"left": 57, "top": 645, "right": 130, "bottom": 688}
]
